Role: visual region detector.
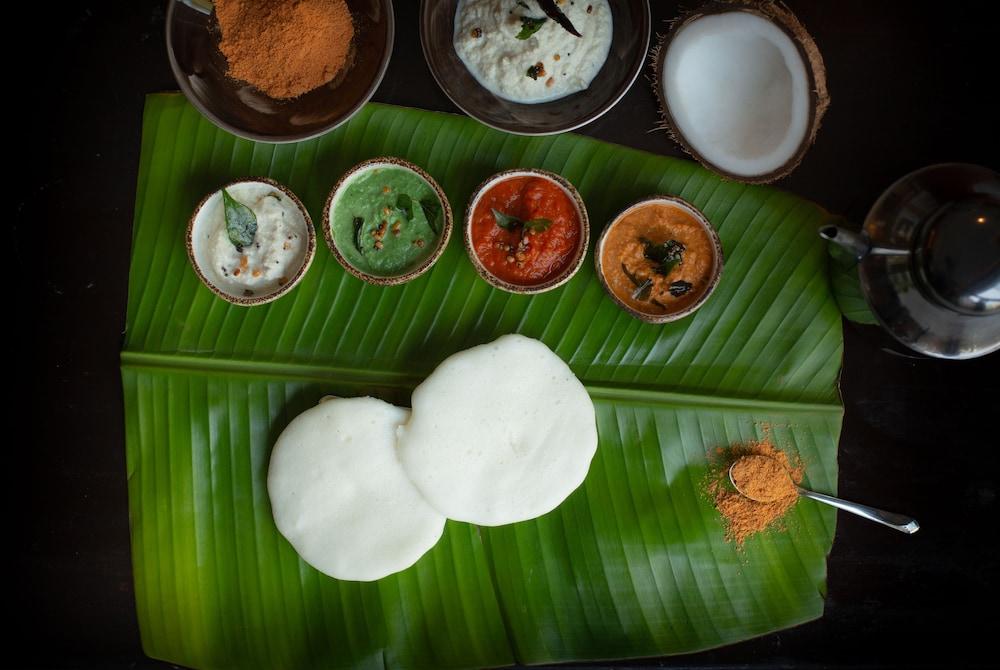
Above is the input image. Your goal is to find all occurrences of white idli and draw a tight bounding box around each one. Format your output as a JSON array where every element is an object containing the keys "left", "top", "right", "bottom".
[
  {"left": 397, "top": 334, "right": 598, "bottom": 526},
  {"left": 267, "top": 396, "right": 446, "bottom": 581}
]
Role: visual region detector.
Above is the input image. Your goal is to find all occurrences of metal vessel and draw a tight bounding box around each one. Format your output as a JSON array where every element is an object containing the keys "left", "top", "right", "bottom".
[{"left": 822, "top": 163, "right": 1000, "bottom": 359}]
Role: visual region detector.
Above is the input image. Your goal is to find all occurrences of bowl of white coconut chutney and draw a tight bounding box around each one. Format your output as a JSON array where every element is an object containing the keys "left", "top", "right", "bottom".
[
  {"left": 187, "top": 178, "right": 316, "bottom": 306},
  {"left": 420, "top": 0, "right": 650, "bottom": 135}
]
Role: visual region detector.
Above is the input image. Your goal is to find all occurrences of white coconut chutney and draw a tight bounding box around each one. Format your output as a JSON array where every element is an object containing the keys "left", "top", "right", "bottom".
[
  {"left": 454, "top": 0, "right": 613, "bottom": 104},
  {"left": 267, "top": 397, "right": 446, "bottom": 582},
  {"left": 396, "top": 334, "right": 598, "bottom": 526},
  {"left": 198, "top": 182, "right": 308, "bottom": 296}
]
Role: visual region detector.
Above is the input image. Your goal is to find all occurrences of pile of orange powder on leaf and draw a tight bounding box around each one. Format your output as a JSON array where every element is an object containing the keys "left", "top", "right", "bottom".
[
  {"left": 216, "top": 0, "right": 355, "bottom": 100},
  {"left": 707, "top": 439, "right": 804, "bottom": 545}
]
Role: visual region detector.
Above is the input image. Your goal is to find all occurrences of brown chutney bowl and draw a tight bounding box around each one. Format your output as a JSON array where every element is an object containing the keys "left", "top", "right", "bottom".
[
  {"left": 595, "top": 195, "right": 724, "bottom": 323},
  {"left": 322, "top": 157, "right": 453, "bottom": 286},
  {"left": 186, "top": 177, "right": 317, "bottom": 306},
  {"left": 464, "top": 168, "right": 590, "bottom": 295}
]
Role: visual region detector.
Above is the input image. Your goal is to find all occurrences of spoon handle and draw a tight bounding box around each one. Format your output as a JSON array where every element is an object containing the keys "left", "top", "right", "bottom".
[{"left": 797, "top": 488, "right": 920, "bottom": 534}]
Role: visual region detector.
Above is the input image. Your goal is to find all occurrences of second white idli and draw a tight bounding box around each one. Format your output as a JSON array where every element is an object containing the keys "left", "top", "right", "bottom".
[
  {"left": 268, "top": 396, "right": 446, "bottom": 581},
  {"left": 397, "top": 334, "right": 598, "bottom": 526}
]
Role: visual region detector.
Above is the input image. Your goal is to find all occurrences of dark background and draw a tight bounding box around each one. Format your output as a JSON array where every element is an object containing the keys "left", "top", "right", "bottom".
[{"left": 15, "top": 1, "right": 998, "bottom": 668}]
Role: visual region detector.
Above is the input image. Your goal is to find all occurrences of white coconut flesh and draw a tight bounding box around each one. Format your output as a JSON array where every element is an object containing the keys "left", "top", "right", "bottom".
[
  {"left": 662, "top": 11, "right": 811, "bottom": 178},
  {"left": 267, "top": 397, "right": 446, "bottom": 582},
  {"left": 396, "top": 334, "right": 598, "bottom": 526}
]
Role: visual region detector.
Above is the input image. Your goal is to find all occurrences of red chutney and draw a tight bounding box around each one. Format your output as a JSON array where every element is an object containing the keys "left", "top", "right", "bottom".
[{"left": 471, "top": 176, "right": 581, "bottom": 285}]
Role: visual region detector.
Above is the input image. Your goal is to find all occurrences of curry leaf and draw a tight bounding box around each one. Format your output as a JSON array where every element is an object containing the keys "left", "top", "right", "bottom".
[
  {"left": 631, "top": 278, "right": 653, "bottom": 301},
  {"left": 353, "top": 217, "right": 365, "bottom": 254},
  {"left": 516, "top": 16, "right": 546, "bottom": 40},
  {"left": 538, "top": 0, "right": 581, "bottom": 37},
  {"left": 492, "top": 208, "right": 522, "bottom": 230},
  {"left": 419, "top": 197, "right": 442, "bottom": 235},
  {"left": 523, "top": 218, "right": 552, "bottom": 232},
  {"left": 669, "top": 280, "right": 693, "bottom": 297},
  {"left": 621, "top": 263, "right": 643, "bottom": 287},
  {"left": 492, "top": 209, "right": 551, "bottom": 233},
  {"left": 642, "top": 238, "right": 686, "bottom": 276},
  {"left": 222, "top": 188, "right": 257, "bottom": 249},
  {"left": 396, "top": 193, "right": 413, "bottom": 221}
]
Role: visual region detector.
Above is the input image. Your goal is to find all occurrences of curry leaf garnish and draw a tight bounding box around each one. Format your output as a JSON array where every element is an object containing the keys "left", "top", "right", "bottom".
[
  {"left": 353, "top": 217, "right": 365, "bottom": 254},
  {"left": 492, "top": 208, "right": 521, "bottom": 230},
  {"left": 631, "top": 278, "right": 653, "bottom": 301},
  {"left": 523, "top": 218, "right": 552, "bottom": 233},
  {"left": 621, "top": 263, "right": 643, "bottom": 287},
  {"left": 396, "top": 193, "right": 413, "bottom": 221},
  {"left": 419, "top": 197, "right": 442, "bottom": 235},
  {"left": 516, "top": 1, "right": 529, "bottom": 8},
  {"left": 492, "top": 208, "right": 552, "bottom": 233},
  {"left": 658, "top": 257, "right": 681, "bottom": 276},
  {"left": 538, "top": 0, "right": 581, "bottom": 37},
  {"left": 642, "top": 238, "right": 686, "bottom": 276},
  {"left": 222, "top": 189, "right": 257, "bottom": 249},
  {"left": 516, "top": 16, "right": 547, "bottom": 39},
  {"left": 669, "top": 280, "right": 693, "bottom": 297},
  {"left": 526, "top": 62, "right": 544, "bottom": 80}
]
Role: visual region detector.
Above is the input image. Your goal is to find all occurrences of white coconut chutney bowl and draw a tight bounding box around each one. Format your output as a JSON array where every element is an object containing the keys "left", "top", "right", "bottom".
[
  {"left": 186, "top": 178, "right": 316, "bottom": 306},
  {"left": 420, "top": 0, "right": 651, "bottom": 135}
]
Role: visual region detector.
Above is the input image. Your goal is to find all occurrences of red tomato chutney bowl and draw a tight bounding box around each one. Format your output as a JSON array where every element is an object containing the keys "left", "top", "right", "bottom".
[{"left": 464, "top": 169, "right": 590, "bottom": 294}]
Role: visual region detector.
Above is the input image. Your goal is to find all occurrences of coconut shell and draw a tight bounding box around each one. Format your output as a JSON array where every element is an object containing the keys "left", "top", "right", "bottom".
[{"left": 651, "top": 0, "right": 830, "bottom": 184}]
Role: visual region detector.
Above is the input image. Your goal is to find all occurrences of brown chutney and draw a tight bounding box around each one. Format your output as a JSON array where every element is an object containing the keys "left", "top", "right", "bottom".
[{"left": 599, "top": 201, "right": 718, "bottom": 316}]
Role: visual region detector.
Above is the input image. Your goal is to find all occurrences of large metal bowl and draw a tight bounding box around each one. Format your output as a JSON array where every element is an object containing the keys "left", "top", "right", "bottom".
[
  {"left": 420, "top": 0, "right": 650, "bottom": 135},
  {"left": 167, "top": 0, "right": 394, "bottom": 143}
]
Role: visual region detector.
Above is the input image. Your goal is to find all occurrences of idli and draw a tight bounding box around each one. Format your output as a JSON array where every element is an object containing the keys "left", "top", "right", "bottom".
[
  {"left": 268, "top": 396, "right": 446, "bottom": 581},
  {"left": 397, "top": 334, "right": 598, "bottom": 526}
]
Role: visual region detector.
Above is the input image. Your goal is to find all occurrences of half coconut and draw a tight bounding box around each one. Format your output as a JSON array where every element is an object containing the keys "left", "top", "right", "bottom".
[{"left": 653, "top": 0, "right": 829, "bottom": 183}]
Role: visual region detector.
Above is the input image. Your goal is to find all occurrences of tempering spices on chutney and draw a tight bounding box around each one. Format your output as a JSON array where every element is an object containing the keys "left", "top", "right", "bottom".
[
  {"left": 471, "top": 176, "right": 581, "bottom": 286},
  {"left": 600, "top": 201, "right": 717, "bottom": 315}
]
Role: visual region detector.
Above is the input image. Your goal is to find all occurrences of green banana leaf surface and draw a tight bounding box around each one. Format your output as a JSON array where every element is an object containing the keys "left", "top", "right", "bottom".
[
  {"left": 122, "top": 94, "right": 844, "bottom": 669},
  {"left": 826, "top": 222, "right": 878, "bottom": 325}
]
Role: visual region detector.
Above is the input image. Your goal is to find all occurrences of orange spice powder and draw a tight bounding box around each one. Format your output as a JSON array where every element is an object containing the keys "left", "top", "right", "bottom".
[
  {"left": 707, "top": 439, "right": 803, "bottom": 545},
  {"left": 216, "top": 0, "right": 355, "bottom": 100},
  {"left": 730, "top": 454, "right": 798, "bottom": 503}
]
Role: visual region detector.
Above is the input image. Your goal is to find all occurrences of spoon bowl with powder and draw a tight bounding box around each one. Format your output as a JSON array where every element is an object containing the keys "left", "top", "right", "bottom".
[{"left": 729, "top": 455, "right": 920, "bottom": 534}]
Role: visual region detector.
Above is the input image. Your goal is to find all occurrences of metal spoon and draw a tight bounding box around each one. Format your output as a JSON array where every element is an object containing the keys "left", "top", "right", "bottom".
[{"left": 729, "top": 455, "right": 920, "bottom": 534}]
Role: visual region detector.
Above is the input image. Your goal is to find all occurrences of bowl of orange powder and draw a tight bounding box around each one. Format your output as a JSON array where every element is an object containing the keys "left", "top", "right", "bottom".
[{"left": 167, "top": 0, "right": 394, "bottom": 143}]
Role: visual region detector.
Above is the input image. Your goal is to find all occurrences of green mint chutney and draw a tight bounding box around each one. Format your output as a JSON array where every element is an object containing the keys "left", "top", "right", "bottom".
[{"left": 331, "top": 166, "right": 441, "bottom": 276}]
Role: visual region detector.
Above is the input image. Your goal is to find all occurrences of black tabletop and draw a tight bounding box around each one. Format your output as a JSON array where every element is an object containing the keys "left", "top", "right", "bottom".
[{"left": 16, "top": 1, "right": 998, "bottom": 668}]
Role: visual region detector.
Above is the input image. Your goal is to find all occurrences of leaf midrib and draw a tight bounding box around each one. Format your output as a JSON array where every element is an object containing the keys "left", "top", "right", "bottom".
[{"left": 119, "top": 351, "right": 843, "bottom": 414}]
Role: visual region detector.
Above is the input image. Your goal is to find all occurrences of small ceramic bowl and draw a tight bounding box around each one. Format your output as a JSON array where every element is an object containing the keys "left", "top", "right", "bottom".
[
  {"left": 464, "top": 168, "right": 590, "bottom": 295},
  {"left": 322, "top": 157, "right": 453, "bottom": 286},
  {"left": 595, "top": 195, "right": 723, "bottom": 323},
  {"left": 420, "top": 0, "right": 651, "bottom": 135},
  {"left": 166, "top": 0, "right": 394, "bottom": 143},
  {"left": 187, "top": 178, "right": 316, "bottom": 306}
]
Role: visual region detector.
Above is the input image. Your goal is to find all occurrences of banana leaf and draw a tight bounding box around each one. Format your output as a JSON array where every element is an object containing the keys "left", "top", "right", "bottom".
[
  {"left": 122, "top": 93, "right": 844, "bottom": 669},
  {"left": 826, "top": 220, "right": 878, "bottom": 325}
]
